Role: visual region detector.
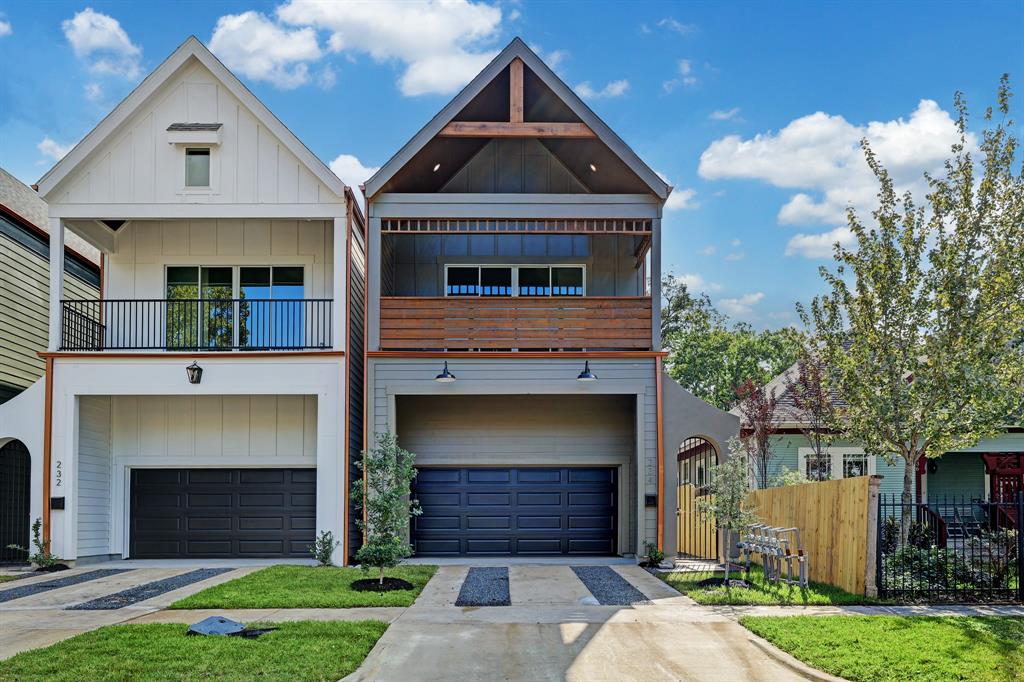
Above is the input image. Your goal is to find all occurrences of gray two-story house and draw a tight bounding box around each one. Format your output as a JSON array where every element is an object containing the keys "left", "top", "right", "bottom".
[{"left": 359, "top": 39, "right": 735, "bottom": 560}]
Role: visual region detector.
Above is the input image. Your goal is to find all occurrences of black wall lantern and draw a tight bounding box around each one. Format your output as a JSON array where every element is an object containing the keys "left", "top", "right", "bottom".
[{"left": 186, "top": 361, "right": 203, "bottom": 385}]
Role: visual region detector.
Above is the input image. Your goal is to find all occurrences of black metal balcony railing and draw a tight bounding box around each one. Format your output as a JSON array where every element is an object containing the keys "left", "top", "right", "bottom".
[{"left": 61, "top": 299, "right": 332, "bottom": 351}]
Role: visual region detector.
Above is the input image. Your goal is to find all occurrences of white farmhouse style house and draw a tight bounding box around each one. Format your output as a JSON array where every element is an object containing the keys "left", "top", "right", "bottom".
[{"left": 0, "top": 37, "right": 364, "bottom": 564}]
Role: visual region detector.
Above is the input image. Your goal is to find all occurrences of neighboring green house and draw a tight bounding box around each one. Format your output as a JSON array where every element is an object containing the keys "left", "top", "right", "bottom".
[
  {"left": 737, "top": 363, "right": 1024, "bottom": 531},
  {"left": 0, "top": 167, "right": 100, "bottom": 403}
]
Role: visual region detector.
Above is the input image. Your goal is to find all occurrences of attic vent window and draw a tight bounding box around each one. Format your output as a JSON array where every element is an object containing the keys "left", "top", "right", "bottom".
[
  {"left": 167, "top": 123, "right": 223, "bottom": 146},
  {"left": 185, "top": 148, "right": 211, "bottom": 187}
]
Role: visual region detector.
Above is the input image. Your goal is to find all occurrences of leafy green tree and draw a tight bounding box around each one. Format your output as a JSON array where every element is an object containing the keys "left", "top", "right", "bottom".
[
  {"left": 801, "top": 77, "right": 1024, "bottom": 539},
  {"left": 697, "top": 446, "right": 759, "bottom": 584},
  {"left": 662, "top": 275, "right": 802, "bottom": 409},
  {"left": 352, "top": 433, "right": 422, "bottom": 585}
]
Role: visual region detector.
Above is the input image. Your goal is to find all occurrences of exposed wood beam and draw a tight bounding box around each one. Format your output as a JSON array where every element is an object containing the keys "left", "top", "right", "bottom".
[
  {"left": 509, "top": 58, "right": 524, "bottom": 123},
  {"left": 437, "top": 121, "right": 596, "bottom": 138},
  {"left": 634, "top": 234, "right": 652, "bottom": 269}
]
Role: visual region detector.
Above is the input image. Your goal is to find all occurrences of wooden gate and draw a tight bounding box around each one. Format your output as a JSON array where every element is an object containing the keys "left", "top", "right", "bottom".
[{"left": 677, "top": 484, "right": 719, "bottom": 560}]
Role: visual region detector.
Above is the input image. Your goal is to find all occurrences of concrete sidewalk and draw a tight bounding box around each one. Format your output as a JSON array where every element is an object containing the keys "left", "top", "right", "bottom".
[{"left": 709, "top": 603, "right": 1024, "bottom": 619}]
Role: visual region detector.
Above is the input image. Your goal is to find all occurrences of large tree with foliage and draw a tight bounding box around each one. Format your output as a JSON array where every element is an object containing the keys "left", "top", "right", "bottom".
[
  {"left": 662, "top": 273, "right": 803, "bottom": 409},
  {"left": 801, "top": 78, "right": 1024, "bottom": 538}
]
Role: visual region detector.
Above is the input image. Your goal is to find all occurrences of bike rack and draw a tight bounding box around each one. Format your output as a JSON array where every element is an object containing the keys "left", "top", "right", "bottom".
[{"left": 737, "top": 524, "right": 808, "bottom": 587}]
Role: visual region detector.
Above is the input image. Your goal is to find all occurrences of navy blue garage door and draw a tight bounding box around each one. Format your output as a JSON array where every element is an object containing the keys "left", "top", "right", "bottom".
[
  {"left": 412, "top": 467, "right": 617, "bottom": 556},
  {"left": 129, "top": 468, "right": 316, "bottom": 559}
]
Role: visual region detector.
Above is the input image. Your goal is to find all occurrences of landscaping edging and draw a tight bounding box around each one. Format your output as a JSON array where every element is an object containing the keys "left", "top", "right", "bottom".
[{"left": 745, "top": 635, "right": 846, "bottom": 682}]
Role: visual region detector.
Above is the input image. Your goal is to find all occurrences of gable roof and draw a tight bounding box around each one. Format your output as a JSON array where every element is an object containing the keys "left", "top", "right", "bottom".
[
  {"left": 364, "top": 37, "right": 671, "bottom": 201},
  {"left": 0, "top": 167, "right": 100, "bottom": 266},
  {"left": 37, "top": 36, "right": 344, "bottom": 200}
]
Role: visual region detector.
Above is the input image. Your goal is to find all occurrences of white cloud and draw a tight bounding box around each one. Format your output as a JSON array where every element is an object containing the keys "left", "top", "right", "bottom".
[
  {"left": 700, "top": 245, "right": 717, "bottom": 256},
  {"left": 0, "top": 19, "right": 11, "bottom": 37},
  {"left": 329, "top": 153, "right": 380, "bottom": 208},
  {"left": 210, "top": 11, "right": 322, "bottom": 89},
  {"left": 574, "top": 79, "right": 629, "bottom": 100},
  {"left": 698, "top": 99, "right": 971, "bottom": 229},
  {"left": 38, "top": 136, "right": 73, "bottom": 162},
  {"left": 663, "top": 58, "right": 698, "bottom": 92},
  {"left": 719, "top": 292, "right": 764, "bottom": 318},
  {"left": 277, "top": 0, "right": 503, "bottom": 96},
  {"left": 83, "top": 82, "right": 103, "bottom": 102},
  {"left": 62, "top": 7, "right": 141, "bottom": 78},
  {"left": 725, "top": 251, "right": 745, "bottom": 262},
  {"left": 532, "top": 47, "right": 568, "bottom": 75},
  {"left": 657, "top": 17, "right": 697, "bottom": 36},
  {"left": 655, "top": 171, "right": 698, "bottom": 211},
  {"left": 709, "top": 107, "right": 740, "bottom": 121},
  {"left": 784, "top": 226, "right": 855, "bottom": 259},
  {"left": 674, "top": 273, "right": 721, "bottom": 294},
  {"left": 730, "top": 238, "right": 741, "bottom": 247}
]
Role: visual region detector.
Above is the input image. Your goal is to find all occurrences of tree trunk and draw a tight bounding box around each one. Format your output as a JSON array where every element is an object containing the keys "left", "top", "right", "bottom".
[
  {"left": 378, "top": 565, "right": 385, "bottom": 586},
  {"left": 900, "top": 455, "right": 916, "bottom": 545}
]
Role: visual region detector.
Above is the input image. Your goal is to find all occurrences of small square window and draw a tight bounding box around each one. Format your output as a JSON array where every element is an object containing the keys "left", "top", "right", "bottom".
[
  {"left": 185, "top": 148, "right": 211, "bottom": 187},
  {"left": 843, "top": 453, "right": 869, "bottom": 478}
]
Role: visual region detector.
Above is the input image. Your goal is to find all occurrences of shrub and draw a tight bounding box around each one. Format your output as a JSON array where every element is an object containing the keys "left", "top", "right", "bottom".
[
  {"left": 644, "top": 542, "right": 665, "bottom": 567},
  {"left": 6, "top": 518, "right": 60, "bottom": 568},
  {"left": 310, "top": 530, "right": 339, "bottom": 567}
]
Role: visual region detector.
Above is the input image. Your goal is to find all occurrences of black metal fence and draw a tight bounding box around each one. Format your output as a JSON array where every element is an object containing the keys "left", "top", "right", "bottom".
[
  {"left": 877, "top": 492, "right": 1022, "bottom": 602},
  {"left": 61, "top": 298, "right": 333, "bottom": 351}
]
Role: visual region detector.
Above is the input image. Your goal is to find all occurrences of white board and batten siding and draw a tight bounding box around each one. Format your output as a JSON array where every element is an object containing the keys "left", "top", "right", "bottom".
[
  {"left": 75, "top": 394, "right": 317, "bottom": 559},
  {"left": 368, "top": 357, "right": 659, "bottom": 553},
  {"left": 1, "top": 237, "right": 96, "bottom": 391},
  {"left": 47, "top": 60, "right": 342, "bottom": 207},
  {"left": 105, "top": 218, "right": 333, "bottom": 300}
]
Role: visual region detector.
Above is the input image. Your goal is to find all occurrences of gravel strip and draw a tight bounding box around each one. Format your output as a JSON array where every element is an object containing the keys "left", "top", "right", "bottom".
[
  {"left": 67, "top": 568, "right": 233, "bottom": 610},
  {"left": 571, "top": 566, "right": 651, "bottom": 605},
  {"left": 455, "top": 567, "right": 511, "bottom": 606},
  {"left": 0, "top": 569, "right": 134, "bottom": 604}
]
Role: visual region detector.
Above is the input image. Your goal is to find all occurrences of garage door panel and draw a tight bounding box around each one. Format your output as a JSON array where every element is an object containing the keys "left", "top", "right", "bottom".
[
  {"left": 412, "top": 467, "right": 616, "bottom": 557},
  {"left": 130, "top": 468, "right": 315, "bottom": 559}
]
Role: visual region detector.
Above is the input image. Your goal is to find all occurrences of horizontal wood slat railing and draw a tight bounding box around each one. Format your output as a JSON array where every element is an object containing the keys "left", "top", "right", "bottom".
[{"left": 380, "top": 296, "right": 653, "bottom": 350}]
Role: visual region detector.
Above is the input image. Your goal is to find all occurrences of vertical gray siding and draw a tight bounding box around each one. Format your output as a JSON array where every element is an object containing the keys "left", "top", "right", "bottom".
[
  {"left": 368, "top": 357, "right": 658, "bottom": 552},
  {"left": 77, "top": 395, "right": 112, "bottom": 558},
  {"left": 347, "top": 225, "right": 367, "bottom": 562}
]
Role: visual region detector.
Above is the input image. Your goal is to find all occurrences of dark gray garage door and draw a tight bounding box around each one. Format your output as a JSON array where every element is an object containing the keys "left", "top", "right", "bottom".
[
  {"left": 412, "top": 467, "right": 616, "bottom": 556},
  {"left": 129, "top": 468, "right": 315, "bottom": 559}
]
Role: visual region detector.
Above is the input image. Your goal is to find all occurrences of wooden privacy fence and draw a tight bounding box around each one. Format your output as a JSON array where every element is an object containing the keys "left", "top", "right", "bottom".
[
  {"left": 744, "top": 475, "right": 882, "bottom": 596},
  {"left": 677, "top": 484, "right": 719, "bottom": 561}
]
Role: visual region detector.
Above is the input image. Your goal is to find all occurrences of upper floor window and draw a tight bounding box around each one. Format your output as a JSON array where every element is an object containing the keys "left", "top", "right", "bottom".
[
  {"left": 185, "top": 148, "right": 211, "bottom": 187},
  {"left": 445, "top": 265, "right": 584, "bottom": 297}
]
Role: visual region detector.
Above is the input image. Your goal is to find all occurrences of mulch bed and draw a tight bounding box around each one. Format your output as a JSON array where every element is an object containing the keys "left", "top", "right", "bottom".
[
  {"left": 695, "top": 577, "right": 751, "bottom": 589},
  {"left": 350, "top": 577, "right": 415, "bottom": 593},
  {"left": 36, "top": 564, "right": 71, "bottom": 572}
]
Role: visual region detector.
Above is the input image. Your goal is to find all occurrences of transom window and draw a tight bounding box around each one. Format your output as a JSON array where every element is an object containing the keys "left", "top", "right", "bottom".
[
  {"left": 185, "top": 148, "right": 211, "bottom": 187},
  {"left": 444, "top": 265, "right": 584, "bottom": 297}
]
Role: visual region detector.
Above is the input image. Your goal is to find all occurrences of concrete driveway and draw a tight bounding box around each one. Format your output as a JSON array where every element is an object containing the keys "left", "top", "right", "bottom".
[
  {"left": 0, "top": 565, "right": 257, "bottom": 658},
  {"left": 345, "top": 564, "right": 807, "bottom": 682}
]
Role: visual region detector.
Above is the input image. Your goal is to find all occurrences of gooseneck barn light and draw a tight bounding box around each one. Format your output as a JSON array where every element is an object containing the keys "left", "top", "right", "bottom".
[
  {"left": 186, "top": 361, "right": 203, "bottom": 384},
  {"left": 434, "top": 361, "right": 456, "bottom": 383},
  {"left": 576, "top": 361, "right": 597, "bottom": 382}
]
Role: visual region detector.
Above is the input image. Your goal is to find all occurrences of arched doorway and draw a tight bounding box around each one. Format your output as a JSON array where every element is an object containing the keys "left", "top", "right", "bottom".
[
  {"left": 676, "top": 436, "right": 719, "bottom": 560},
  {"left": 0, "top": 440, "right": 31, "bottom": 564}
]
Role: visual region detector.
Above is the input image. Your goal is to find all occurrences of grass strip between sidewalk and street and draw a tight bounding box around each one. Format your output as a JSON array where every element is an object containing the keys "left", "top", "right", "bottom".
[
  {"left": 170, "top": 564, "right": 437, "bottom": 609},
  {"left": 740, "top": 615, "right": 1024, "bottom": 682},
  {"left": 657, "top": 564, "right": 874, "bottom": 605},
  {"left": 0, "top": 620, "right": 388, "bottom": 682}
]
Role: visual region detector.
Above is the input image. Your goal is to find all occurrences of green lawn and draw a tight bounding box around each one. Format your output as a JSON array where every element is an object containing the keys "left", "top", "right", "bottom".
[
  {"left": 0, "top": 575, "right": 18, "bottom": 584},
  {"left": 741, "top": 616, "right": 1024, "bottom": 682},
  {"left": 0, "top": 621, "right": 387, "bottom": 682},
  {"left": 657, "top": 564, "right": 873, "bottom": 605},
  {"left": 170, "top": 564, "right": 437, "bottom": 609}
]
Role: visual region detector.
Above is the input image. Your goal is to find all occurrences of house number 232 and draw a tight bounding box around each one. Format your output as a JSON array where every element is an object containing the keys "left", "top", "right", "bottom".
[{"left": 55, "top": 460, "right": 63, "bottom": 487}]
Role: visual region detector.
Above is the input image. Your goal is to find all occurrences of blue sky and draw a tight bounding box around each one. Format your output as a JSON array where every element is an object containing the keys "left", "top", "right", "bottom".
[{"left": 1, "top": 1, "right": 1020, "bottom": 327}]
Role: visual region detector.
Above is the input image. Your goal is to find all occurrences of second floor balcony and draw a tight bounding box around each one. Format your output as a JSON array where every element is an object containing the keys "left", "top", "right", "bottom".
[
  {"left": 61, "top": 298, "right": 332, "bottom": 351},
  {"left": 380, "top": 295, "right": 652, "bottom": 351}
]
